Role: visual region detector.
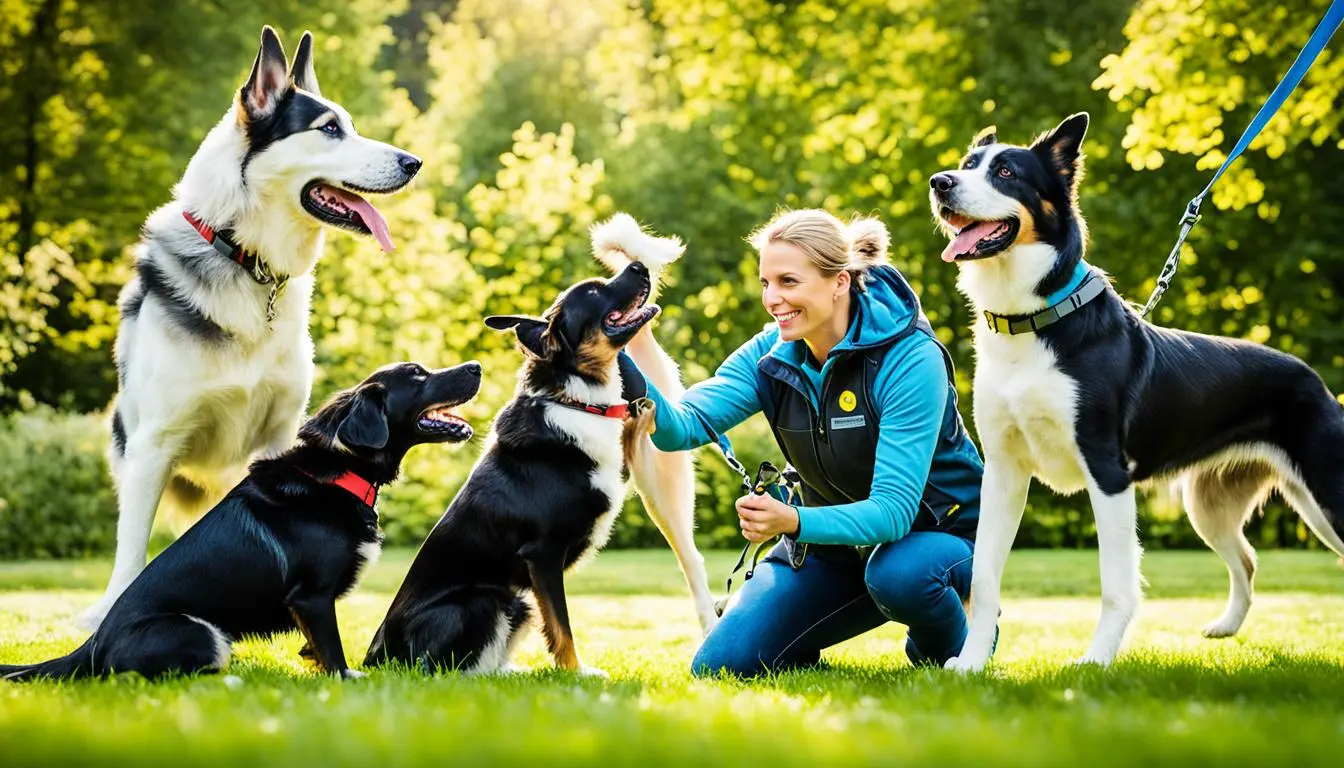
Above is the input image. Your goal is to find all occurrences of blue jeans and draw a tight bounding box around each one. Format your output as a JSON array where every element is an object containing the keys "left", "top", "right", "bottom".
[{"left": 692, "top": 531, "right": 981, "bottom": 677}]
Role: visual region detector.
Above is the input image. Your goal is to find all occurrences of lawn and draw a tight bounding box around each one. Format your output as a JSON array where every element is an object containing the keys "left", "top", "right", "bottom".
[{"left": 2, "top": 548, "right": 1342, "bottom": 766}]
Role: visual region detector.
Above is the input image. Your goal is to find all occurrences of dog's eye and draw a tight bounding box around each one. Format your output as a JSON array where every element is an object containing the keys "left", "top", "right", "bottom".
[
  {"left": 320, "top": 120, "right": 342, "bottom": 138},
  {"left": 997, "top": 166, "right": 1014, "bottom": 179}
]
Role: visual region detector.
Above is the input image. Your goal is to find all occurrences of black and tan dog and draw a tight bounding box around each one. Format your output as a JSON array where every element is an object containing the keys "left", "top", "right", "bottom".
[
  {"left": 1, "top": 361, "right": 480, "bottom": 681},
  {"left": 365, "top": 258, "right": 662, "bottom": 677}
]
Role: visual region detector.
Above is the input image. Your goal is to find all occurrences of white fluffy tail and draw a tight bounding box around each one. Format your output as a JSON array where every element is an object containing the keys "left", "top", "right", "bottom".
[
  {"left": 591, "top": 213, "right": 684, "bottom": 300},
  {"left": 591, "top": 213, "right": 716, "bottom": 634}
]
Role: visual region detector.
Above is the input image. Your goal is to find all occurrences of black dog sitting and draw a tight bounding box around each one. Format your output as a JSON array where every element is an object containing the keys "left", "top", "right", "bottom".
[{"left": 1, "top": 361, "right": 481, "bottom": 681}]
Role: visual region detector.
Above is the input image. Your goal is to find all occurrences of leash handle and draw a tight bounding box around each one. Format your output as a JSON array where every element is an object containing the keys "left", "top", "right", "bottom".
[{"left": 1141, "top": 0, "right": 1344, "bottom": 318}]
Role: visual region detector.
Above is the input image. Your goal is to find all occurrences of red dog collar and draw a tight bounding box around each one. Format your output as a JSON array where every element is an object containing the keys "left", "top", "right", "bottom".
[
  {"left": 549, "top": 398, "right": 630, "bottom": 420},
  {"left": 299, "top": 468, "right": 379, "bottom": 507},
  {"left": 183, "top": 210, "right": 273, "bottom": 285},
  {"left": 328, "top": 471, "right": 379, "bottom": 507}
]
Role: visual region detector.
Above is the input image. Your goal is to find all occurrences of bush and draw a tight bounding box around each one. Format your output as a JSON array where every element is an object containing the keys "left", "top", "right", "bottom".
[
  {"left": 0, "top": 407, "right": 117, "bottom": 559},
  {"left": 0, "top": 407, "right": 1328, "bottom": 560}
]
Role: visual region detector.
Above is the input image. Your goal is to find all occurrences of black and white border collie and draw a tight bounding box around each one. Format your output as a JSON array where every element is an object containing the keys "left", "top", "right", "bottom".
[
  {"left": 365, "top": 219, "right": 682, "bottom": 677},
  {"left": 85, "top": 27, "right": 422, "bottom": 630},
  {"left": 930, "top": 113, "right": 1344, "bottom": 671}
]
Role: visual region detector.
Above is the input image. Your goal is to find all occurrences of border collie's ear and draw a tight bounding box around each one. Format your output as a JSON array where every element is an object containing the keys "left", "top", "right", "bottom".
[
  {"left": 485, "top": 315, "right": 551, "bottom": 359},
  {"left": 970, "top": 125, "right": 997, "bottom": 149},
  {"left": 289, "top": 31, "right": 320, "bottom": 97},
  {"left": 337, "top": 383, "right": 388, "bottom": 451},
  {"left": 1031, "top": 113, "right": 1089, "bottom": 188},
  {"left": 241, "top": 26, "right": 292, "bottom": 120}
]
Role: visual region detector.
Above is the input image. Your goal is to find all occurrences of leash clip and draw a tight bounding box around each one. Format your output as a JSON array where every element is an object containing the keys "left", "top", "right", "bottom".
[{"left": 1179, "top": 198, "right": 1203, "bottom": 229}]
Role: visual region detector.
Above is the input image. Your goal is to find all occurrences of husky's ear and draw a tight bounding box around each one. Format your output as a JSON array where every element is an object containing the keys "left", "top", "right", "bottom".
[
  {"left": 1031, "top": 113, "right": 1089, "bottom": 189},
  {"left": 336, "top": 383, "right": 388, "bottom": 451},
  {"left": 970, "top": 125, "right": 997, "bottom": 149},
  {"left": 485, "top": 315, "right": 552, "bottom": 359},
  {"left": 241, "top": 26, "right": 292, "bottom": 120},
  {"left": 289, "top": 30, "right": 320, "bottom": 97}
]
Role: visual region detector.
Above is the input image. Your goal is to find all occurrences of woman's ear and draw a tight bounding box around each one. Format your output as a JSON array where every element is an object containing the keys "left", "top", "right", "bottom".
[{"left": 834, "top": 270, "right": 851, "bottom": 300}]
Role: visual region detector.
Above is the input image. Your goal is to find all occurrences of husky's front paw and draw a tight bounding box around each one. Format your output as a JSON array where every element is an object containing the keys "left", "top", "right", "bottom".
[
  {"left": 1072, "top": 653, "right": 1113, "bottom": 667},
  {"left": 76, "top": 601, "right": 111, "bottom": 632},
  {"left": 340, "top": 668, "right": 367, "bottom": 680}
]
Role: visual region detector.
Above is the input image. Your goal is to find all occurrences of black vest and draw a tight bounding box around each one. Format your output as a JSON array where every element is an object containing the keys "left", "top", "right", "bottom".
[{"left": 758, "top": 320, "right": 976, "bottom": 540}]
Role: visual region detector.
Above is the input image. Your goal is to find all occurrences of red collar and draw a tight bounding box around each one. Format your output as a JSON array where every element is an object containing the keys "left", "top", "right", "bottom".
[
  {"left": 300, "top": 469, "right": 379, "bottom": 507},
  {"left": 549, "top": 398, "right": 630, "bottom": 420},
  {"left": 328, "top": 471, "right": 379, "bottom": 507},
  {"left": 182, "top": 210, "right": 273, "bottom": 285}
]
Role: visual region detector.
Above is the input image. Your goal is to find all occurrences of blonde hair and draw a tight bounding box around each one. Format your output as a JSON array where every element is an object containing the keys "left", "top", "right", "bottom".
[{"left": 748, "top": 209, "right": 890, "bottom": 291}]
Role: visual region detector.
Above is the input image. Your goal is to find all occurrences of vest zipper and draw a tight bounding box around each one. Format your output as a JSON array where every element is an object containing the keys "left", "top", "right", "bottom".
[{"left": 769, "top": 363, "right": 849, "bottom": 503}]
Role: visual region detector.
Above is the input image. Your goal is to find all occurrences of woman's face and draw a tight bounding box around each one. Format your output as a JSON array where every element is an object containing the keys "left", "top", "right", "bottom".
[{"left": 759, "top": 241, "right": 845, "bottom": 342}]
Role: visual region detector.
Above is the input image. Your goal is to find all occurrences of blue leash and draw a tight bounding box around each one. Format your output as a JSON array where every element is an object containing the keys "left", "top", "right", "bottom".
[{"left": 1140, "top": 0, "right": 1344, "bottom": 317}]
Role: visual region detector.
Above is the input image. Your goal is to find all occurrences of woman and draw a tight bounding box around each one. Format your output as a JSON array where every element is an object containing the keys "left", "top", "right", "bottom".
[{"left": 632, "top": 209, "right": 987, "bottom": 676}]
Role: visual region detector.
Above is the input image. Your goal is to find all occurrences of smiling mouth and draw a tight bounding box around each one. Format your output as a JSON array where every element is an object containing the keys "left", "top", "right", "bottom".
[
  {"left": 774, "top": 310, "right": 801, "bottom": 324},
  {"left": 938, "top": 207, "right": 1019, "bottom": 262},
  {"left": 604, "top": 287, "right": 659, "bottom": 334},
  {"left": 416, "top": 403, "right": 473, "bottom": 442},
  {"left": 300, "top": 181, "right": 395, "bottom": 253}
]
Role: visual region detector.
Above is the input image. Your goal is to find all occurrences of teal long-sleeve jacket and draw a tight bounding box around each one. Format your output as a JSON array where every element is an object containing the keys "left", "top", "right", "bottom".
[{"left": 634, "top": 265, "right": 983, "bottom": 547}]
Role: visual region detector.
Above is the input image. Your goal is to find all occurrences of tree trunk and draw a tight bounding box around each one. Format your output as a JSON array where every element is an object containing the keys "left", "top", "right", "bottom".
[{"left": 16, "top": 0, "right": 61, "bottom": 267}]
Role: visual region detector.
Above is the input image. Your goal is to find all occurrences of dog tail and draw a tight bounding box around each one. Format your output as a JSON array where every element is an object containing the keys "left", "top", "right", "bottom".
[
  {"left": 591, "top": 213, "right": 684, "bottom": 299},
  {"left": 1, "top": 638, "right": 95, "bottom": 682}
]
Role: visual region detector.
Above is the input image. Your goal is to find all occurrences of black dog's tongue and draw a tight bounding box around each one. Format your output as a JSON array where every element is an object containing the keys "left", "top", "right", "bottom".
[{"left": 618, "top": 352, "right": 647, "bottom": 402}]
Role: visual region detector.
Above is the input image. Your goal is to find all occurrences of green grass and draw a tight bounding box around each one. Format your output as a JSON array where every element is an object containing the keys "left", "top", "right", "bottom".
[{"left": 2, "top": 548, "right": 1342, "bottom": 766}]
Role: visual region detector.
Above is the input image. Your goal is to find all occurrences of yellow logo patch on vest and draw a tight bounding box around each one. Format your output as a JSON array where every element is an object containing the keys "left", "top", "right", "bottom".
[{"left": 838, "top": 390, "right": 857, "bottom": 413}]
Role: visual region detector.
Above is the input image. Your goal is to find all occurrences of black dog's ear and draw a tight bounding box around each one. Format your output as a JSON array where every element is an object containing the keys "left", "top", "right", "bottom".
[
  {"left": 485, "top": 315, "right": 552, "bottom": 359},
  {"left": 337, "top": 383, "right": 388, "bottom": 451},
  {"left": 1030, "top": 113, "right": 1089, "bottom": 189},
  {"left": 289, "top": 30, "right": 320, "bottom": 96},
  {"left": 240, "top": 26, "right": 292, "bottom": 120},
  {"left": 970, "top": 125, "right": 997, "bottom": 149}
]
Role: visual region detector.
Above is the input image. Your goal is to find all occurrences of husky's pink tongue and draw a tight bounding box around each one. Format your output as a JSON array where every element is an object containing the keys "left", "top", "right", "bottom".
[
  {"left": 327, "top": 187, "right": 395, "bottom": 253},
  {"left": 941, "top": 220, "right": 1001, "bottom": 262}
]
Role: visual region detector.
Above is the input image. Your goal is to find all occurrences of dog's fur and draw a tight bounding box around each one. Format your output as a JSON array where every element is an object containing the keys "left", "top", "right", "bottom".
[
  {"left": 591, "top": 215, "right": 719, "bottom": 633},
  {"left": 1, "top": 361, "right": 481, "bottom": 681},
  {"left": 84, "top": 27, "right": 422, "bottom": 630},
  {"left": 364, "top": 218, "right": 700, "bottom": 676},
  {"left": 931, "top": 113, "right": 1344, "bottom": 671}
]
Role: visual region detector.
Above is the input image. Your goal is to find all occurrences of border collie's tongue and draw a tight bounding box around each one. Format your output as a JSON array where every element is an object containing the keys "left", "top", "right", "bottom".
[
  {"left": 941, "top": 220, "right": 1002, "bottom": 262},
  {"left": 327, "top": 187, "right": 395, "bottom": 253}
]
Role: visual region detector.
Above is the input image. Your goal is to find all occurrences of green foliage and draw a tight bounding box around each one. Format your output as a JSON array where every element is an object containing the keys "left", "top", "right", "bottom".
[
  {"left": 0, "top": 407, "right": 115, "bottom": 558},
  {"left": 4, "top": 0, "right": 1342, "bottom": 552}
]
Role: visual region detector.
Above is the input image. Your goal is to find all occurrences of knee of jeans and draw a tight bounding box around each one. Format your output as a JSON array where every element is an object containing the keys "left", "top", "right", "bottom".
[
  {"left": 690, "top": 640, "right": 764, "bottom": 679},
  {"left": 864, "top": 560, "right": 940, "bottom": 624}
]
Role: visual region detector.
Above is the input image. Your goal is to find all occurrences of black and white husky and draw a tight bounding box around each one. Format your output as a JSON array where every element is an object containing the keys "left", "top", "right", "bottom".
[
  {"left": 82, "top": 26, "right": 422, "bottom": 629},
  {"left": 930, "top": 113, "right": 1344, "bottom": 671},
  {"left": 365, "top": 216, "right": 705, "bottom": 676}
]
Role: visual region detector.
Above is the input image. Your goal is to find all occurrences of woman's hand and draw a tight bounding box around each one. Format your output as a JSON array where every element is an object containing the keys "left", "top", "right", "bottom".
[{"left": 735, "top": 493, "right": 800, "bottom": 543}]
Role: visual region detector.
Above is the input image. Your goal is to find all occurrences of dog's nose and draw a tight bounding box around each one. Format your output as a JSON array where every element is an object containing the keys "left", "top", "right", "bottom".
[
  {"left": 463, "top": 361, "right": 482, "bottom": 377},
  {"left": 628, "top": 261, "right": 648, "bottom": 275},
  {"left": 930, "top": 173, "right": 957, "bottom": 193},
  {"left": 398, "top": 153, "right": 423, "bottom": 177}
]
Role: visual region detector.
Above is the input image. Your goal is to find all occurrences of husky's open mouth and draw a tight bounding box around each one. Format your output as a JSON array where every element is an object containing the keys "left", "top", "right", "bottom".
[
  {"left": 939, "top": 207, "right": 1020, "bottom": 262},
  {"left": 603, "top": 287, "right": 659, "bottom": 336},
  {"left": 301, "top": 181, "right": 396, "bottom": 253},
  {"left": 416, "top": 402, "right": 472, "bottom": 442}
]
